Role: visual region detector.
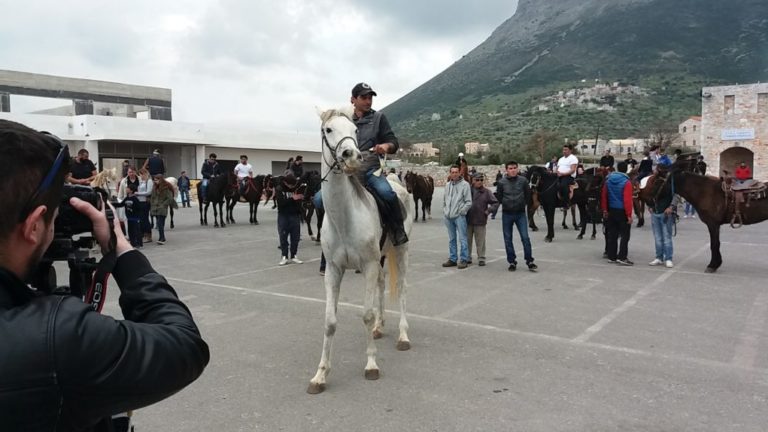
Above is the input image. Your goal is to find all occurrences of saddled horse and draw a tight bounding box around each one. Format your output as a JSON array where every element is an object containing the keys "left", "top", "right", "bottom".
[
  {"left": 225, "top": 174, "right": 271, "bottom": 225},
  {"left": 639, "top": 158, "right": 768, "bottom": 273},
  {"left": 163, "top": 176, "right": 180, "bottom": 229},
  {"left": 197, "top": 173, "right": 229, "bottom": 227},
  {"left": 403, "top": 171, "right": 434, "bottom": 222},
  {"left": 299, "top": 170, "right": 324, "bottom": 241},
  {"left": 628, "top": 168, "right": 647, "bottom": 227},
  {"left": 307, "top": 107, "right": 414, "bottom": 394},
  {"left": 573, "top": 168, "right": 605, "bottom": 240},
  {"left": 526, "top": 165, "right": 568, "bottom": 242}
]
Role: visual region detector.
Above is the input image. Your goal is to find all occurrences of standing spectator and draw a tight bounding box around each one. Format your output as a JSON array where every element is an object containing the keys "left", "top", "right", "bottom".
[
  {"left": 648, "top": 160, "right": 678, "bottom": 268},
  {"left": 735, "top": 161, "right": 751, "bottom": 183},
  {"left": 114, "top": 183, "right": 143, "bottom": 248},
  {"left": 142, "top": 149, "right": 166, "bottom": 177},
  {"left": 694, "top": 155, "right": 707, "bottom": 175},
  {"left": 624, "top": 153, "right": 638, "bottom": 170},
  {"left": 547, "top": 156, "right": 558, "bottom": 173},
  {"left": 466, "top": 174, "right": 499, "bottom": 267},
  {"left": 68, "top": 149, "right": 97, "bottom": 185},
  {"left": 398, "top": 170, "right": 404, "bottom": 182},
  {"left": 494, "top": 169, "right": 503, "bottom": 185},
  {"left": 150, "top": 175, "right": 177, "bottom": 245},
  {"left": 275, "top": 174, "right": 304, "bottom": 265},
  {"left": 601, "top": 161, "right": 634, "bottom": 265},
  {"left": 442, "top": 165, "right": 472, "bottom": 269},
  {"left": 495, "top": 161, "right": 537, "bottom": 272},
  {"left": 117, "top": 166, "right": 141, "bottom": 234},
  {"left": 599, "top": 149, "right": 615, "bottom": 169},
  {"left": 116, "top": 159, "right": 131, "bottom": 196},
  {"left": 234, "top": 155, "right": 254, "bottom": 194},
  {"left": 178, "top": 170, "right": 191, "bottom": 207},
  {"left": 200, "top": 153, "right": 222, "bottom": 204},
  {"left": 136, "top": 168, "right": 154, "bottom": 243},
  {"left": 556, "top": 144, "right": 579, "bottom": 209},
  {"left": 683, "top": 198, "right": 696, "bottom": 219}
]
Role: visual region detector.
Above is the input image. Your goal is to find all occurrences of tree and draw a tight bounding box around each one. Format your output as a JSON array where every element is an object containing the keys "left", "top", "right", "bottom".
[
  {"left": 647, "top": 121, "right": 679, "bottom": 149},
  {"left": 523, "top": 129, "right": 563, "bottom": 163}
]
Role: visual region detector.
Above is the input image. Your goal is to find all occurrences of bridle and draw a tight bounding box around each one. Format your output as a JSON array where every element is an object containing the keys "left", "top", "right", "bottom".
[{"left": 320, "top": 121, "right": 358, "bottom": 183}]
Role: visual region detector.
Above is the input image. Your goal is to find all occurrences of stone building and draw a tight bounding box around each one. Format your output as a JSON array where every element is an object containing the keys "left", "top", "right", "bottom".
[
  {"left": 406, "top": 142, "right": 440, "bottom": 158},
  {"left": 678, "top": 116, "right": 702, "bottom": 149},
  {"left": 700, "top": 83, "right": 768, "bottom": 178}
]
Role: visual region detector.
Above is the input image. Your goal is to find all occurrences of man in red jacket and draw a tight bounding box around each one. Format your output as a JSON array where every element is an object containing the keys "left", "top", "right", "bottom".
[
  {"left": 735, "top": 162, "right": 752, "bottom": 183},
  {"left": 601, "top": 161, "right": 634, "bottom": 265}
]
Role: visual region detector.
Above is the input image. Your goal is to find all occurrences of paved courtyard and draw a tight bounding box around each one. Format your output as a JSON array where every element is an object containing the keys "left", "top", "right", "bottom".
[{"left": 92, "top": 188, "right": 767, "bottom": 431}]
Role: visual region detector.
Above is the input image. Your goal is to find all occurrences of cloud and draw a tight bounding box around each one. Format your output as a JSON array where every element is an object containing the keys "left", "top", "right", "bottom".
[{"left": 0, "top": 0, "right": 518, "bottom": 132}]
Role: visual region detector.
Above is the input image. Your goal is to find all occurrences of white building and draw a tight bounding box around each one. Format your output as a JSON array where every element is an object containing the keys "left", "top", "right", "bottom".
[
  {"left": 0, "top": 69, "right": 320, "bottom": 178},
  {"left": 678, "top": 116, "right": 702, "bottom": 149}
]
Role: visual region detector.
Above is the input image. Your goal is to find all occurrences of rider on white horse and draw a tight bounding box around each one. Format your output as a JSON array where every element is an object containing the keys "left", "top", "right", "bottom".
[{"left": 316, "top": 82, "right": 409, "bottom": 246}]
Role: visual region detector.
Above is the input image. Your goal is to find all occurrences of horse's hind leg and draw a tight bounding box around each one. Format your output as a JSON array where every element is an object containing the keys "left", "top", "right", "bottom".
[
  {"left": 170, "top": 208, "right": 175, "bottom": 229},
  {"left": 413, "top": 199, "right": 419, "bottom": 222},
  {"left": 308, "top": 263, "right": 343, "bottom": 394},
  {"left": 362, "top": 261, "right": 381, "bottom": 380},
  {"left": 572, "top": 205, "right": 579, "bottom": 229},
  {"left": 393, "top": 248, "right": 410, "bottom": 351},
  {"left": 373, "top": 259, "right": 386, "bottom": 340}
]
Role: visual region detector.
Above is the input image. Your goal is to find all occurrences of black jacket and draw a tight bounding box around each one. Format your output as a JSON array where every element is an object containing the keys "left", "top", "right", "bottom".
[
  {"left": 495, "top": 175, "right": 531, "bottom": 214},
  {"left": 0, "top": 251, "right": 209, "bottom": 431},
  {"left": 201, "top": 161, "right": 222, "bottom": 179},
  {"left": 275, "top": 184, "right": 302, "bottom": 215}
]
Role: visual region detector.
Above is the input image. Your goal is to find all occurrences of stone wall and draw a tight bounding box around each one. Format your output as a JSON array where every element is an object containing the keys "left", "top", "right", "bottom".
[{"left": 701, "top": 83, "right": 768, "bottom": 178}]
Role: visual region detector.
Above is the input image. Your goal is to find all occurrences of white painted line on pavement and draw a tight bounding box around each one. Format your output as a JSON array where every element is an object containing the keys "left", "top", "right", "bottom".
[
  {"left": 572, "top": 242, "right": 710, "bottom": 343},
  {"left": 203, "top": 258, "right": 321, "bottom": 282},
  {"left": 731, "top": 291, "right": 768, "bottom": 369}
]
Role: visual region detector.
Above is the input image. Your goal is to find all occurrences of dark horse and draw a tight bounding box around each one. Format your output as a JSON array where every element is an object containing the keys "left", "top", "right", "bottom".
[
  {"left": 404, "top": 171, "right": 434, "bottom": 222},
  {"left": 526, "top": 166, "right": 567, "bottom": 242},
  {"left": 225, "top": 174, "right": 271, "bottom": 225},
  {"left": 299, "top": 170, "right": 324, "bottom": 241},
  {"left": 574, "top": 168, "right": 606, "bottom": 240},
  {"left": 197, "top": 173, "right": 229, "bottom": 227},
  {"left": 628, "top": 168, "right": 647, "bottom": 228},
  {"left": 639, "top": 158, "right": 768, "bottom": 272}
]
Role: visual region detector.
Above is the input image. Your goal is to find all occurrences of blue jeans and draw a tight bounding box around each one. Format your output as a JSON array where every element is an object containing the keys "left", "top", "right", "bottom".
[
  {"left": 313, "top": 165, "right": 397, "bottom": 207},
  {"left": 278, "top": 212, "right": 301, "bottom": 258},
  {"left": 444, "top": 215, "right": 469, "bottom": 263},
  {"left": 155, "top": 215, "right": 167, "bottom": 242},
  {"left": 684, "top": 201, "right": 695, "bottom": 216},
  {"left": 201, "top": 178, "right": 209, "bottom": 202},
  {"left": 651, "top": 212, "right": 674, "bottom": 261},
  {"left": 180, "top": 189, "right": 190, "bottom": 206},
  {"left": 502, "top": 211, "right": 534, "bottom": 264}
]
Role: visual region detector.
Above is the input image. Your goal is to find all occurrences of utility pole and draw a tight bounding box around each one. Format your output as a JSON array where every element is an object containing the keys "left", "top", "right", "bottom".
[{"left": 593, "top": 125, "right": 600, "bottom": 155}]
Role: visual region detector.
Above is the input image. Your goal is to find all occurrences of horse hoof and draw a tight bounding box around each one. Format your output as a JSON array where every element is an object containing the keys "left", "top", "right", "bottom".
[
  {"left": 577, "top": 235, "right": 583, "bottom": 240},
  {"left": 396, "top": 340, "right": 411, "bottom": 351},
  {"left": 590, "top": 235, "right": 596, "bottom": 240},
  {"left": 531, "top": 227, "right": 539, "bottom": 232},
  {"left": 307, "top": 382, "right": 326, "bottom": 394},
  {"left": 705, "top": 267, "right": 717, "bottom": 273},
  {"left": 214, "top": 224, "right": 220, "bottom": 228},
  {"left": 364, "top": 369, "right": 379, "bottom": 380},
  {"left": 544, "top": 237, "right": 552, "bottom": 243},
  {"left": 562, "top": 226, "right": 569, "bottom": 230},
  {"left": 373, "top": 329, "right": 383, "bottom": 339}
]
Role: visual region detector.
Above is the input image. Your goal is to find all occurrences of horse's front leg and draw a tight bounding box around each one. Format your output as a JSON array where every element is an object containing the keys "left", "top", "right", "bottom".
[
  {"left": 373, "top": 259, "right": 386, "bottom": 340},
  {"left": 571, "top": 204, "right": 578, "bottom": 229},
  {"left": 170, "top": 207, "right": 175, "bottom": 229},
  {"left": 362, "top": 261, "right": 381, "bottom": 380},
  {"left": 413, "top": 199, "right": 419, "bottom": 222},
  {"left": 308, "top": 263, "right": 343, "bottom": 394},
  {"left": 561, "top": 207, "right": 568, "bottom": 229},
  {"left": 393, "top": 248, "right": 410, "bottom": 351},
  {"left": 705, "top": 222, "right": 722, "bottom": 273},
  {"left": 544, "top": 205, "right": 555, "bottom": 242}
]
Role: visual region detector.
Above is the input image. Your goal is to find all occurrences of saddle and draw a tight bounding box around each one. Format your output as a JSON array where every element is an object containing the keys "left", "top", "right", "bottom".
[{"left": 722, "top": 173, "right": 767, "bottom": 227}]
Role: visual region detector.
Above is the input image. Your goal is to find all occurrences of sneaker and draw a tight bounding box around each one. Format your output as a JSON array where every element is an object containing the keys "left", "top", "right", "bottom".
[
  {"left": 692, "top": 215, "right": 697, "bottom": 219},
  {"left": 442, "top": 260, "right": 457, "bottom": 267},
  {"left": 478, "top": 260, "right": 486, "bottom": 267},
  {"left": 683, "top": 215, "right": 689, "bottom": 219},
  {"left": 649, "top": 258, "right": 663, "bottom": 266},
  {"left": 466, "top": 260, "right": 473, "bottom": 265},
  {"left": 291, "top": 257, "right": 303, "bottom": 264},
  {"left": 279, "top": 256, "right": 289, "bottom": 266},
  {"left": 527, "top": 262, "right": 538, "bottom": 271},
  {"left": 665, "top": 260, "right": 674, "bottom": 268},
  {"left": 156, "top": 240, "right": 165, "bottom": 245},
  {"left": 508, "top": 263, "right": 517, "bottom": 272},
  {"left": 319, "top": 269, "right": 325, "bottom": 276},
  {"left": 457, "top": 261, "right": 468, "bottom": 269},
  {"left": 616, "top": 258, "right": 634, "bottom": 266}
]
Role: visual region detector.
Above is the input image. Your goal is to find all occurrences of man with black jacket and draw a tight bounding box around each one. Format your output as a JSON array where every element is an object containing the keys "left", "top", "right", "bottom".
[
  {"left": 0, "top": 120, "right": 209, "bottom": 431},
  {"left": 200, "top": 152, "right": 223, "bottom": 204},
  {"left": 495, "top": 161, "right": 537, "bottom": 272},
  {"left": 275, "top": 173, "right": 304, "bottom": 265}
]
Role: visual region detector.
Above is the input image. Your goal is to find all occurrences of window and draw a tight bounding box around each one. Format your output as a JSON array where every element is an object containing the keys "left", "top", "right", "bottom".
[
  {"left": 683, "top": 126, "right": 687, "bottom": 133},
  {"left": 693, "top": 125, "right": 697, "bottom": 132},
  {"left": 693, "top": 139, "right": 696, "bottom": 147},
  {"left": 725, "top": 95, "right": 735, "bottom": 114}
]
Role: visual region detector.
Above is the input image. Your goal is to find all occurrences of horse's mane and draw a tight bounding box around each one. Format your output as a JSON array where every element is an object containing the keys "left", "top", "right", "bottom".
[{"left": 319, "top": 106, "right": 354, "bottom": 124}]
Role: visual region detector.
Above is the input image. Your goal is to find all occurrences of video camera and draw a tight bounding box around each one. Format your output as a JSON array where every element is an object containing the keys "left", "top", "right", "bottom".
[{"left": 31, "top": 184, "right": 116, "bottom": 308}]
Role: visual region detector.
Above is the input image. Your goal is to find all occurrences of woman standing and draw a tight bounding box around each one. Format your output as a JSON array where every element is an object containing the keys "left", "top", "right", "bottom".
[
  {"left": 150, "top": 175, "right": 178, "bottom": 245},
  {"left": 136, "top": 168, "right": 154, "bottom": 243}
]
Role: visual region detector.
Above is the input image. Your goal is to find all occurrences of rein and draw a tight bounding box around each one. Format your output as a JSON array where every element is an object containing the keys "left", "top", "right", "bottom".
[{"left": 319, "top": 125, "right": 358, "bottom": 183}]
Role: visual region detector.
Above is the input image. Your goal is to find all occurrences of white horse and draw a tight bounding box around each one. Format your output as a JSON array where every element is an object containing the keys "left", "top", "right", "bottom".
[
  {"left": 90, "top": 168, "right": 117, "bottom": 197},
  {"left": 307, "top": 107, "right": 415, "bottom": 394}
]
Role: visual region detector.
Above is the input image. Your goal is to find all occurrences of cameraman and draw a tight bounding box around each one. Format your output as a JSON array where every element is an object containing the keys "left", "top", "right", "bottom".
[{"left": 0, "top": 120, "right": 210, "bottom": 431}]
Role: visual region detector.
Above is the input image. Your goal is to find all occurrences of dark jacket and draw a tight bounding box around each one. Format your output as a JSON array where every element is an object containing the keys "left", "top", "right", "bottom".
[
  {"left": 201, "top": 161, "right": 222, "bottom": 179},
  {"left": 275, "top": 184, "right": 302, "bottom": 216},
  {"left": 178, "top": 175, "right": 191, "bottom": 191},
  {"left": 146, "top": 155, "right": 165, "bottom": 176},
  {"left": 290, "top": 163, "right": 304, "bottom": 179},
  {"left": 354, "top": 110, "right": 398, "bottom": 175},
  {"left": 467, "top": 187, "right": 499, "bottom": 226},
  {"left": 495, "top": 175, "right": 531, "bottom": 214},
  {"left": 599, "top": 155, "right": 615, "bottom": 168},
  {"left": 0, "top": 251, "right": 209, "bottom": 431},
  {"left": 114, "top": 195, "right": 141, "bottom": 220}
]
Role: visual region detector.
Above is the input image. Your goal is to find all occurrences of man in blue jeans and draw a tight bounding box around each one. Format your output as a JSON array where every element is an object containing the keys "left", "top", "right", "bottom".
[
  {"left": 648, "top": 159, "right": 678, "bottom": 268},
  {"left": 442, "top": 165, "right": 472, "bottom": 269},
  {"left": 495, "top": 161, "right": 537, "bottom": 271}
]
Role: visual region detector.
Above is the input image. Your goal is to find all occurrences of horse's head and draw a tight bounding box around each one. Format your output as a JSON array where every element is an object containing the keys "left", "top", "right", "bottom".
[
  {"left": 525, "top": 165, "right": 550, "bottom": 189},
  {"left": 317, "top": 106, "right": 362, "bottom": 175},
  {"left": 403, "top": 171, "right": 415, "bottom": 193}
]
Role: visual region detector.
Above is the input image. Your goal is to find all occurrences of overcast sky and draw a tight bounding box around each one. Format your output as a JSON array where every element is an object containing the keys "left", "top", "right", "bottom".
[{"left": 1, "top": 0, "right": 517, "bottom": 132}]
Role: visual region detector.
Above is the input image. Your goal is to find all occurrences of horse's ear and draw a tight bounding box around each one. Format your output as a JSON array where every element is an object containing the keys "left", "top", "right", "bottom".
[{"left": 315, "top": 106, "right": 325, "bottom": 118}]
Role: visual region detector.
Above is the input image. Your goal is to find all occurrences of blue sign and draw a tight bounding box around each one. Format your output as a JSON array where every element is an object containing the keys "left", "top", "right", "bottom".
[{"left": 721, "top": 129, "right": 755, "bottom": 140}]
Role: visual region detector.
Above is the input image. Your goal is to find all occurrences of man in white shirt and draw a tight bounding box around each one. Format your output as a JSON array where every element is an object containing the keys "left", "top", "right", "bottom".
[
  {"left": 556, "top": 144, "right": 579, "bottom": 209},
  {"left": 234, "top": 155, "right": 253, "bottom": 194}
]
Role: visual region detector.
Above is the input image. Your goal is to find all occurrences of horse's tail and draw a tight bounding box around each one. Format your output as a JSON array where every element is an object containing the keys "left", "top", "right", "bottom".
[{"left": 387, "top": 250, "right": 398, "bottom": 302}]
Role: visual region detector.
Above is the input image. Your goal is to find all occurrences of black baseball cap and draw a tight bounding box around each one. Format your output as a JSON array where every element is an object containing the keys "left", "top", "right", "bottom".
[{"left": 352, "top": 82, "right": 377, "bottom": 97}]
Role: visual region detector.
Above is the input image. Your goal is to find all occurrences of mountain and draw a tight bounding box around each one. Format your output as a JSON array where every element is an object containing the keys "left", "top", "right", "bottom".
[{"left": 383, "top": 0, "right": 768, "bottom": 162}]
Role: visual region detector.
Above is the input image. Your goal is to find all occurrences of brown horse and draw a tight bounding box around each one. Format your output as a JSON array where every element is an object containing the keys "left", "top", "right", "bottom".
[
  {"left": 404, "top": 171, "right": 434, "bottom": 222},
  {"left": 225, "top": 174, "right": 271, "bottom": 225},
  {"left": 640, "top": 160, "right": 768, "bottom": 272},
  {"left": 628, "top": 168, "right": 647, "bottom": 227}
]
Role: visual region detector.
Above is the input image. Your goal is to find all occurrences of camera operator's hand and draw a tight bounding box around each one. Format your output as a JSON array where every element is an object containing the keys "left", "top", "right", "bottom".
[{"left": 70, "top": 197, "right": 133, "bottom": 257}]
